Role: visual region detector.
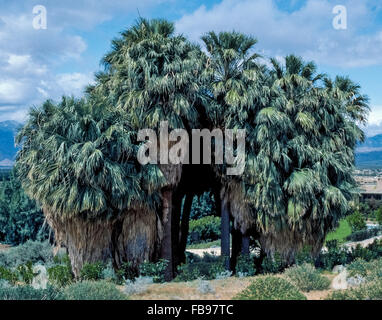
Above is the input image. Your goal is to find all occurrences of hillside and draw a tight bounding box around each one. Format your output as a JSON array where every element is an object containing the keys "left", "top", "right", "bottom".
[
  {"left": 356, "top": 134, "right": 382, "bottom": 168},
  {"left": 0, "top": 120, "right": 20, "bottom": 167}
]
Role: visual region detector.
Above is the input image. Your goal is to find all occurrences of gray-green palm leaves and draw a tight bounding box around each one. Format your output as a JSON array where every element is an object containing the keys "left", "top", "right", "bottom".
[
  {"left": 16, "top": 97, "right": 164, "bottom": 220},
  {"left": 202, "top": 31, "right": 266, "bottom": 129},
  {"left": 249, "top": 55, "right": 369, "bottom": 261},
  {"left": 89, "top": 18, "right": 209, "bottom": 131}
]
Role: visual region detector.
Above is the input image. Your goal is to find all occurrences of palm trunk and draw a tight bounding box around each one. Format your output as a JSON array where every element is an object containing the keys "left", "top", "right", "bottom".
[
  {"left": 45, "top": 213, "right": 115, "bottom": 277},
  {"left": 160, "top": 189, "right": 174, "bottom": 281},
  {"left": 220, "top": 192, "right": 230, "bottom": 271},
  {"left": 241, "top": 235, "right": 250, "bottom": 256},
  {"left": 171, "top": 191, "right": 183, "bottom": 269},
  {"left": 230, "top": 227, "right": 242, "bottom": 272},
  {"left": 113, "top": 208, "right": 162, "bottom": 272},
  {"left": 178, "top": 193, "right": 193, "bottom": 264}
]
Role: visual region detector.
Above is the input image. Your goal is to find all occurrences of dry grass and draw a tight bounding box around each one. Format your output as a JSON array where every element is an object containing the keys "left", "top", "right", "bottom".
[{"left": 126, "top": 273, "right": 335, "bottom": 300}]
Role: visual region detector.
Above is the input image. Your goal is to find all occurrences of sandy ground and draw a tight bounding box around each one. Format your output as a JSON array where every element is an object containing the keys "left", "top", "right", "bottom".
[{"left": 126, "top": 273, "right": 335, "bottom": 300}]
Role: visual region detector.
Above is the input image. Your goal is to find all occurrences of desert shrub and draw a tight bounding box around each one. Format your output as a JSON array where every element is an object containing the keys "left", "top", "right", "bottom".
[
  {"left": 234, "top": 276, "right": 306, "bottom": 300},
  {"left": 0, "top": 280, "right": 11, "bottom": 289},
  {"left": 124, "top": 276, "right": 153, "bottom": 296},
  {"left": 197, "top": 279, "right": 215, "bottom": 294},
  {"left": 347, "top": 211, "right": 366, "bottom": 232},
  {"left": 215, "top": 270, "right": 232, "bottom": 279},
  {"left": 327, "top": 279, "right": 382, "bottom": 300},
  {"left": 0, "top": 266, "right": 18, "bottom": 284},
  {"left": 101, "top": 261, "right": 118, "bottom": 282},
  {"left": 0, "top": 240, "right": 53, "bottom": 268},
  {"left": 63, "top": 280, "right": 127, "bottom": 300},
  {"left": 80, "top": 262, "right": 105, "bottom": 281},
  {"left": 47, "top": 254, "right": 73, "bottom": 287},
  {"left": 0, "top": 285, "right": 63, "bottom": 300},
  {"left": 236, "top": 255, "right": 256, "bottom": 277},
  {"left": 347, "top": 258, "right": 382, "bottom": 282},
  {"left": 175, "top": 253, "right": 225, "bottom": 282},
  {"left": 346, "top": 227, "right": 382, "bottom": 242},
  {"left": 261, "top": 252, "right": 283, "bottom": 274},
  {"left": 188, "top": 216, "right": 221, "bottom": 244},
  {"left": 284, "top": 263, "right": 330, "bottom": 292},
  {"left": 139, "top": 259, "right": 168, "bottom": 283}
]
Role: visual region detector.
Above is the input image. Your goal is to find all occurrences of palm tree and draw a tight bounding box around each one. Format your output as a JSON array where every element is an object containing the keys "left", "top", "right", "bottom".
[
  {"left": 247, "top": 55, "right": 368, "bottom": 264},
  {"left": 201, "top": 31, "right": 267, "bottom": 269},
  {"left": 87, "top": 18, "right": 209, "bottom": 280},
  {"left": 16, "top": 97, "right": 165, "bottom": 276}
]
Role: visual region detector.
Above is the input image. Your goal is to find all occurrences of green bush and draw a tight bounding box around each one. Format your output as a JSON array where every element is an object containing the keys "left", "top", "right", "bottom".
[
  {"left": 188, "top": 216, "right": 221, "bottom": 244},
  {"left": 115, "top": 261, "right": 138, "bottom": 284},
  {"left": 347, "top": 211, "right": 366, "bottom": 232},
  {"left": 375, "top": 207, "right": 382, "bottom": 225},
  {"left": 47, "top": 254, "right": 73, "bottom": 287},
  {"left": 63, "top": 280, "right": 127, "bottom": 300},
  {"left": 346, "top": 227, "right": 382, "bottom": 242},
  {"left": 295, "top": 246, "right": 315, "bottom": 265},
  {"left": 175, "top": 253, "right": 225, "bottom": 282},
  {"left": 234, "top": 276, "right": 306, "bottom": 300},
  {"left": 80, "top": 262, "right": 105, "bottom": 281},
  {"left": 0, "top": 240, "right": 53, "bottom": 268},
  {"left": 261, "top": 252, "right": 283, "bottom": 274},
  {"left": 0, "top": 266, "right": 18, "bottom": 284},
  {"left": 327, "top": 279, "right": 382, "bottom": 300},
  {"left": 189, "top": 192, "right": 216, "bottom": 220},
  {"left": 0, "top": 285, "right": 63, "bottom": 300},
  {"left": 284, "top": 263, "right": 330, "bottom": 292},
  {"left": 236, "top": 255, "right": 256, "bottom": 277},
  {"left": 139, "top": 259, "right": 168, "bottom": 283},
  {"left": 16, "top": 261, "right": 36, "bottom": 284},
  {"left": 317, "top": 240, "right": 348, "bottom": 270}
]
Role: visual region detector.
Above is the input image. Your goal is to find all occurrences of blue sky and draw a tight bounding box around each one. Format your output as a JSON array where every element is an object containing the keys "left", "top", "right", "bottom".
[{"left": 0, "top": 0, "right": 382, "bottom": 136}]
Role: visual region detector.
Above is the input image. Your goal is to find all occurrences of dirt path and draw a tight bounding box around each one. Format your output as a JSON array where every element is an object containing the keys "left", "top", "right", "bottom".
[{"left": 344, "top": 235, "right": 382, "bottom": 249}]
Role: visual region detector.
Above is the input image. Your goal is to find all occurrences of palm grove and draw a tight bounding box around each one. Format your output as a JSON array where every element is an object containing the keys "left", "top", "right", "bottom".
[{"left": 15, "top": 19, "right": 368, "bottom": 280}]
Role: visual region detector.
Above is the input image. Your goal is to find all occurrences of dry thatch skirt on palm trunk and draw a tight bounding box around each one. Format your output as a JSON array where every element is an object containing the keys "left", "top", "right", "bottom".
[{"left": 45, "top": 208, "right": 163, "bottom": 277}]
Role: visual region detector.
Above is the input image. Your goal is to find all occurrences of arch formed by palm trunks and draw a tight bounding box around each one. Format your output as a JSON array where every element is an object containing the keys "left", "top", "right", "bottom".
[{"left": 15, "top": 19, "right": 369, "bottom": 280}]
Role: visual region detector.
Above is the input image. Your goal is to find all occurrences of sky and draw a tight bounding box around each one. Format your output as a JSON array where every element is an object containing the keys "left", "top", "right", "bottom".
[{"left": 0, "top": 0, "right": 382, "bottom": 136}]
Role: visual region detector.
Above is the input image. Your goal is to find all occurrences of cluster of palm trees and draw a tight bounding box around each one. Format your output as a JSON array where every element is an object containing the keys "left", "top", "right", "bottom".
[{"left": 15, "top": 19, "right": 369, "bottom": 280}]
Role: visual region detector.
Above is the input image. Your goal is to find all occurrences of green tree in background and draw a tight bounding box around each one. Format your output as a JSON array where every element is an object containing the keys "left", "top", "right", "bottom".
[{"left": 0, "top": 171, "right": 49, "bottom": 245}]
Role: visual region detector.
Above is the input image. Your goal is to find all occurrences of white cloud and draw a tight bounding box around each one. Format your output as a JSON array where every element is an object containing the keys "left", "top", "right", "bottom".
[
  {"left": 56, "top": 72, "right": 94, "bottom": 97},
  {"left": 175, "top": 0, "right": 382, "bottom": 68},
  {"left": 369, "top": 106, "right": 382, "bottom": 126},
  {"left": 0, "top": 79, "right": 30, "bottom": 104}
]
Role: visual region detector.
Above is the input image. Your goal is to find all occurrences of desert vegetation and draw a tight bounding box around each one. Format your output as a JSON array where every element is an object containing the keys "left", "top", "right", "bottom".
[{"left": 1, "top": 18, "right": 379, "bottom": 300}]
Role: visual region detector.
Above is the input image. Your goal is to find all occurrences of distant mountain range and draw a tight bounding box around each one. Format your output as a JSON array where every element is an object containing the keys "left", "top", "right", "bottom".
[
  {"left": 356, "top": 133, "right": 382, "bottom": 168},
  {"left": 0, "top": 121, "right": 381, "bottom": 169},
  {"left": 0, "top": 120, "right": 21, "bottom": 168}
]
